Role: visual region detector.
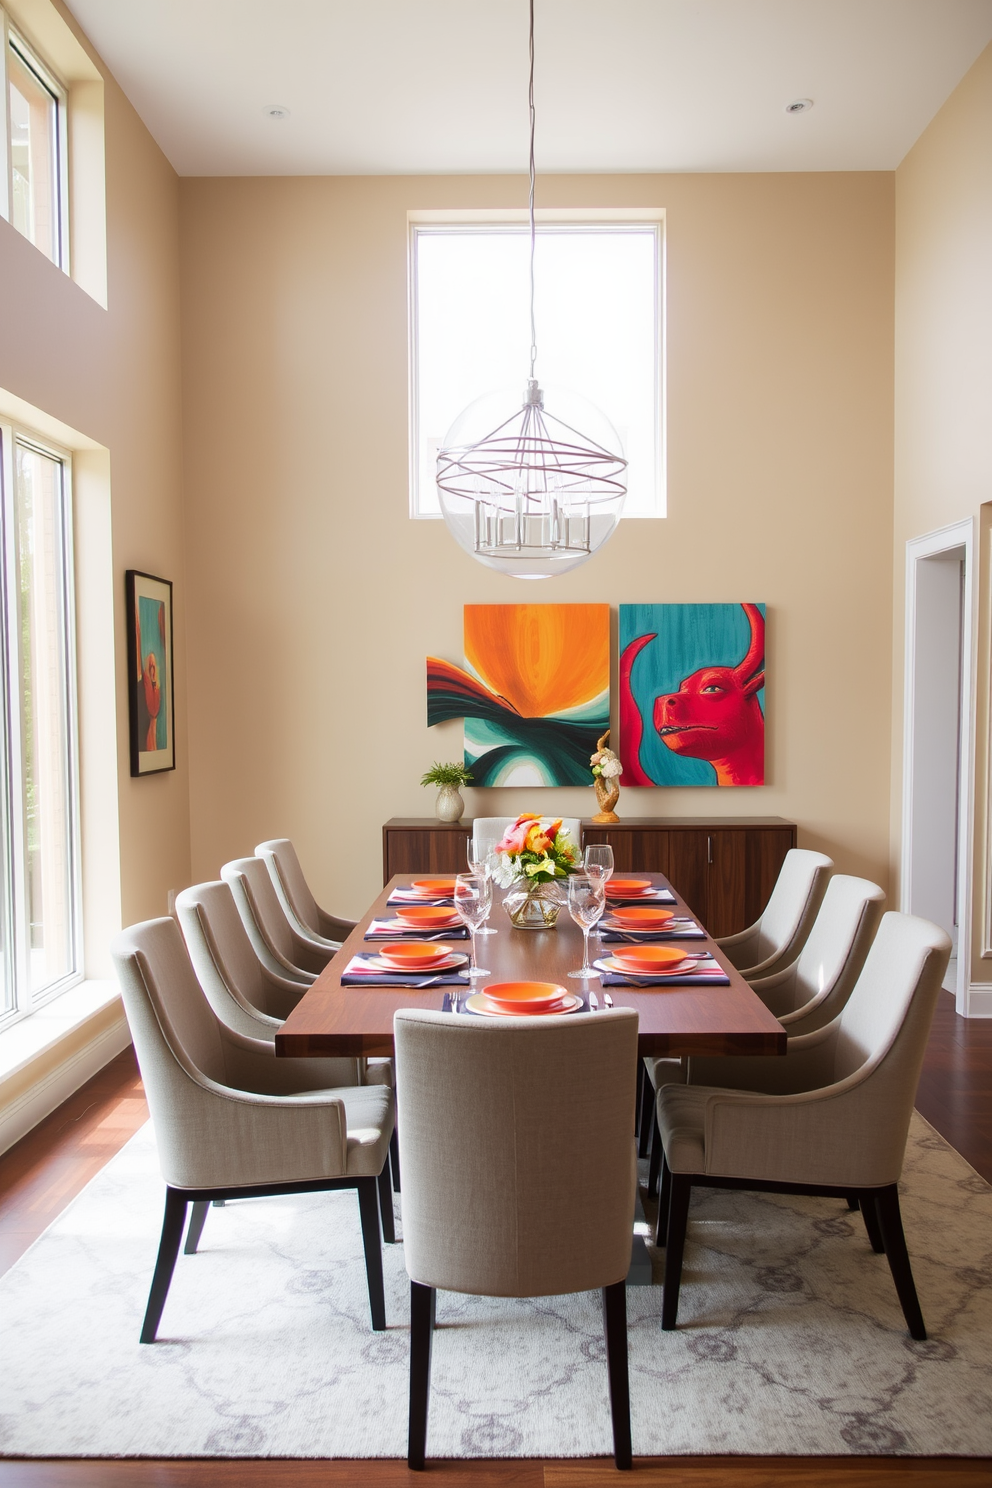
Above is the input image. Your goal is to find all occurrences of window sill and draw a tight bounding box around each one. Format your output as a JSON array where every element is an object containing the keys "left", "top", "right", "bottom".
[{"left": 0, "top": 980, "right": 130, "bottom": 1155}]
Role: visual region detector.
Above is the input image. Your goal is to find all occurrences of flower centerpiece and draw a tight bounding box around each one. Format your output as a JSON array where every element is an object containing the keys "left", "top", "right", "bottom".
[
  {"left": 590, "top": 730, "right": 622, "bottom": 824},
  {"left": 492, "top": 813, "right": 580, "bottom": 929},
  {"left": 420, "top": 761, "right": 473, "bottom": 822}
]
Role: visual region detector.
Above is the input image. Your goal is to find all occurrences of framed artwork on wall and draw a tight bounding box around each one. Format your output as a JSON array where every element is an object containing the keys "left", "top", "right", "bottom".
[
  {"left": 619, "top": 602, "right": 765, "bottom": 786},
  {"left": 125, "top": 569, "right": 175, "bottom": 776},
  {"left": 427, "top": 603, "right": 610, "bottom": 786}
]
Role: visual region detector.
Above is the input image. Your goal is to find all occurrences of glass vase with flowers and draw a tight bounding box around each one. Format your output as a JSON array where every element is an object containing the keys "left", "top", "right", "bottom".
[{"left": 491, "top": 814, "right": 580, "bottom": 929}]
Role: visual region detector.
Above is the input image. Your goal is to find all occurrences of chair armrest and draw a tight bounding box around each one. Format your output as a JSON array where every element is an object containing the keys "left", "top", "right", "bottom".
[
  {"left": 217, "top": 1023, "right": 353, "bottom": 1096},
  {"left": 317, "top": 907, "right": 358, "bottom": 941},
  {"left": 688, "top": 1020, "right": 838, "bottom": 1095},
  {"left": 712, "top": 924, "right": 760, "bottom": 963},
  {"left": 748, "top": 960, "right": 801, "bottom": 1017},
  {"left": 700, "top": 1061, "right": 899, "bottom": 1188}
]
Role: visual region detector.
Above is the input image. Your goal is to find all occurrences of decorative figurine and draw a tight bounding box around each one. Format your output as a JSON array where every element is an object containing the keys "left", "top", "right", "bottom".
[{"left": 590, "top": 731, "right": 622, "bottom": 824}]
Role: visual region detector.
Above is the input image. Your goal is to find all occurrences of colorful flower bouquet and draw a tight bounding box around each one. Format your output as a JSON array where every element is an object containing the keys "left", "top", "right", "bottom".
[{"left": 492, "top": 814, "right": 580, "bottom": 929}]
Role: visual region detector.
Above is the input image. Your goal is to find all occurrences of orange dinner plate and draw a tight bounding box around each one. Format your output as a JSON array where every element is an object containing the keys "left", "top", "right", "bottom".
[
  {"left": 609, "top": 906, "right": 675, "bottom": 928},
  {"left": 481, "top": 980, "right": 569, "bottom": 1012},
  {"left": 605, "top": 878, "right": 653, "bottom": 898},
  {"left": 409, "top": 878, "right": 456, "bottom": 897},
  {"left": 395, "top": 905, "right": 461, "bottom": 928},
  {"left": 377, "top": 941, "right": 457, "bottom": 970},
  {"left": 610, "top": 944, "right": 692, "bottom": 973}
]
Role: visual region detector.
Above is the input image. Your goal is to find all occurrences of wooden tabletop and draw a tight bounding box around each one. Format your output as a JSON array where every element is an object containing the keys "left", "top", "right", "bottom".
[{"left": 276, "top": 874, "right": 787, "bottom": 1061}]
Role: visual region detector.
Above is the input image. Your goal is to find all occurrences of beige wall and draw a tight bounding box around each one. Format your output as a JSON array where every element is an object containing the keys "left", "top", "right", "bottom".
[
  {"left": 180, "top": 171, "right": 895, "bottom": 917},
  {"left": 0, "top": 4, "right": 189, "bottom": 940},
  {"left": 893, "top": 43, "right": 992, "bottom": 985}
]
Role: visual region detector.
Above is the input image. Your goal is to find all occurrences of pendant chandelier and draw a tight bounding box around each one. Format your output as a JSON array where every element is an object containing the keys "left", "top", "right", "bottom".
[{"left": 435, "top": 0, "right": 628, "bottom": 580}]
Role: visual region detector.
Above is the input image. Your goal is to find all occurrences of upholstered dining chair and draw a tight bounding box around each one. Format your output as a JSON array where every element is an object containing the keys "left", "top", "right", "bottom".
[
  {"left": 714, "top": 848, "right": 833, "bottom": 979},
  {"left": 221, "top": 855, "right": 328, "bottom": 984},
  {"left": 643, "top": 873, "right": 886, "bottom": 1198},
  {"left": 111, "top": 917, "right": 395, "bottom": 1343},
  {"left": 256, "top": 837, "right": 356, "bottom": 953},
  {"left": 654, "top": 911, "right": 951, "bottom": 1338},
  {"left": 394, "top": 1006, "right": 639, "bottom": 1471},
  {"left": 176, "top": 880, "right": 317, "bottom": 1041},
  {"left": 471, "top": 816, "right": 582, "bottom": 857}
]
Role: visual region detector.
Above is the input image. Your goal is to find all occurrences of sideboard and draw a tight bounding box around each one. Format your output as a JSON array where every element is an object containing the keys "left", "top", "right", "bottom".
[{"left": 382, "top": 816, "right": 797, "bottom": 938}]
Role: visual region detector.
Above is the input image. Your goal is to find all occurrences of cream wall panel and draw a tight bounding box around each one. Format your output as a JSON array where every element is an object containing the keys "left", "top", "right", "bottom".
[
  {"left": 180, "top": 171, "right": 894, "bottom": 919},
  {"left": 892, "top": 43, "right": 992, "bottom": 984}
]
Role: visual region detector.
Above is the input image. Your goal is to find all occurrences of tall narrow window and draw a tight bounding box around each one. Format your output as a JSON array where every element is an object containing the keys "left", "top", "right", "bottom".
[
  {"left": 5, "top": 27, "right": 66, "bottom": 267},
  {"left": 0, "top": 428, "right": 79, "bottom": 1023}
]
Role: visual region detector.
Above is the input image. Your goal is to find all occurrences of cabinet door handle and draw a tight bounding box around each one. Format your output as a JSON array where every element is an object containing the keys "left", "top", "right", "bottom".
[{"left": 707, "top": 835, "right": 713, "bottom": 865}]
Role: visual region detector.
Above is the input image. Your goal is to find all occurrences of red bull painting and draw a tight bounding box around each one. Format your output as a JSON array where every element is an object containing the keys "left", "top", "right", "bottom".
[{"left": 619, "top": 603, "right": 765, "bottom": 787}]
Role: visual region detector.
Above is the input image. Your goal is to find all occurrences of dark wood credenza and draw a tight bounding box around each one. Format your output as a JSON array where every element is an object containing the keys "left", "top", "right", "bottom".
[{"left": 382, "top": 817, "right": 796, "bottom": 938}]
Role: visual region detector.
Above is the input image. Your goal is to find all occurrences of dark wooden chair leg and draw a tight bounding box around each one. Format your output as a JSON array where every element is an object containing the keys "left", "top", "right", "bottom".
[
  {"left": 858, "top": 1193, "right": 885, "bottom": 1254},
  {"left": 874, "top": 1184, "right": 926, "bottom": 1340},
  {"left": 356, "top": 1177, "right": 387, "bottom": 1331},
  {"left": 602, "top": 1281, "right": 632, "bottom": 1470},
  {"left": 647, "top": 1110, "right": 662, "bottom": 1199},
  {"left": 661, "top": 1174, "right": 692, "bottom": 1331},
  {"left": 377, "top": 1161, "right": 396, "bottom": 1244},
  {"left": 389, "top": 1127, "right": 401, "bottom": 1193},
  {"left": 637, "top": 1064, "right": 654, "bottom": 1158},
  {"left": 846, "top": 1194, "right": 859, "bottom": 1211},
  {"left": 408, "top": 1280, "right": 435, "bottom": 1471},
  {"left": 140, "top": 1188, "right": 188, "bottom": 1343},
  {"left": 183, "top": 1199, "right": 210, "bottom": 1255},
  {"left": 655, "top": 1152, "right": 672, "bottom": 1248}
]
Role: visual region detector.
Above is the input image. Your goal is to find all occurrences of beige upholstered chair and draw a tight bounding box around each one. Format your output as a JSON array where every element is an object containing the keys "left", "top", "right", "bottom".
[
  {"left": 394, "top": 1007, "right": 638, "bottom": 1471},
  {"left": 111, "top": 917, "right": 395, "bottom": 1342},
  {"left": 176, "top": 880, "right": 319, "bottom": 1041},
  {"left": 643, "top": 873, "right": 886, "bottom": 1198},
  {"left": 654, "top": 912, "right": 951, "bottom": 1338},
  {"left": 471, "top": 815, "right": 582, "bottom": 858},
  {"left": 220, "top": 855, "right": 327, "bottom": 984},
  {"left": 715, "top": 848, "right": 833, "bottom": 978},
  {"left": 256, "top": 838, "right": 356, "bottom": 953}
]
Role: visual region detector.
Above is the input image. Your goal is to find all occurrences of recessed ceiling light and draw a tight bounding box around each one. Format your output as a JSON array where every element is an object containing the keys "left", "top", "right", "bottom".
[
  {"left": 785, "top": 98, "right": 813, "bottom": 115},
  {"left": 262, "top": 104, "right": 290, "bottom": 120}
]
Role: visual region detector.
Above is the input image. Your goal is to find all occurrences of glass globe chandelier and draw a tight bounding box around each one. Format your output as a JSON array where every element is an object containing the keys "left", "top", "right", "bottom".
[{"left": 436, "top": 0, "right": 628, "bottom": 580}]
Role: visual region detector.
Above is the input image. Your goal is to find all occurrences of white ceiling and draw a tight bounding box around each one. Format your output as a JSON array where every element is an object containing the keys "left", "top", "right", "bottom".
[{"left": 64, "top": 0, "right": 992, "bottom": 177}]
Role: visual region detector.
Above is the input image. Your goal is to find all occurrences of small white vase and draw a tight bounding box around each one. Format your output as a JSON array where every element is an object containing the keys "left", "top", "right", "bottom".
[{"left": 435, "top": 785, "right": 464, "bottom": 823}]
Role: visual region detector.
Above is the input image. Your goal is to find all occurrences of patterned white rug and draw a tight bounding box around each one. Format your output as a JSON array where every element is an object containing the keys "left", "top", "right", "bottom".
[{"left": 1, "top": 1112, "right": 990, "bottom": 1460}]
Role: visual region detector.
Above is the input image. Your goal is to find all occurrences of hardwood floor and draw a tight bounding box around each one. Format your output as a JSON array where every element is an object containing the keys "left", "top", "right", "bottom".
[{"left": 0, "top": 989, "right": 989, "bottom": 1485}]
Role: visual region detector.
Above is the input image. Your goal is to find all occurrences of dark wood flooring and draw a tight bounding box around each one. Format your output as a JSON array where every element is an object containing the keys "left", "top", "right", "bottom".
[{"left": 0, "top": 989, "right": 989, "bottom": 1485}]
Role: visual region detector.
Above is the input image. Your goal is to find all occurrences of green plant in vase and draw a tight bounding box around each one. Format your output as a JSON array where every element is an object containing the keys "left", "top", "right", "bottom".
[{"left": 420, "top": 761, "right": 473, "bottom": 822}]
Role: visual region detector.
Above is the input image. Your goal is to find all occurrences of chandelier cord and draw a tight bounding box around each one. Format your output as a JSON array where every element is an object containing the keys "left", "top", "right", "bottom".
[{"left": 528, "top": 0, "right": 537, "bottom": 382}]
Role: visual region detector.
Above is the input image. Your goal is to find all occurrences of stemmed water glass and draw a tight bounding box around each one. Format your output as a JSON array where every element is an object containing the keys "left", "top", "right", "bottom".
[
  {"left": 583, "top": 844, "right": 615, "bottom": 885},
  {"left": 466, "top": 836, "right": 500, "bottom": 934},
  {"left": 454, "top": 872, "right": 492, "bottom": 978},
  {"left": 567, "top": 873, "right": 606, "bottom": 980}
]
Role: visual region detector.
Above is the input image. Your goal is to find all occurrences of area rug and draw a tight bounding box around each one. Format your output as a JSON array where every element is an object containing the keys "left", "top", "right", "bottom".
[{"left": 1, "top": 1113, "right": 990, "bottom": 1459}]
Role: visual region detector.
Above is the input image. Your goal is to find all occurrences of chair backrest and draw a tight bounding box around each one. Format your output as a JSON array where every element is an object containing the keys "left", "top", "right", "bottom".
[
  {"left": 833, "top": 911, "right": 949, "bottom": 1086},
  {"left": 752, "top": 848, "right": 833, "bottom": 966},
  {"left": 394, "top": 1007, "right": 639, "bottom": 1299},
  {"left": 256, "top": 838, "right": 319, "bottom": 936},
  {"left": 111, "top": 917, "right": 232, "bottom": 1183},
  {"left": 472, "top": 816, "right": 582, "bottom": 857},
  {"left": 786, "top": 874, "right": 885, "bottom": 1024},
  {"left": 176, "top": 879, "right": 281, "bottom": 1034},
  {"left": 220, "top": 856, "right": 312, "bottom": 980}
]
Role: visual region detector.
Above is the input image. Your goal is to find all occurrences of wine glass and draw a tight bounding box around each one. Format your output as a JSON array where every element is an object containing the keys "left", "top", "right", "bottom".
[
  {"left": 454, "top": 873, "right": 491, "bottom": 978},
  {"left": 467, "top": 835, "right": 499, "bottom": 933},
  {"left": 583, "top": 844, "right": 615, "bottom": 884},
  {"left": 567, "top": 873, "right": 606, "bottom": 980}
]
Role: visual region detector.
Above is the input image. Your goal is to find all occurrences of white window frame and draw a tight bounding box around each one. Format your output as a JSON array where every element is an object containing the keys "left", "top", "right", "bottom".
[
  {"left": 0, "top": 9, "right": 70, "bottom": 272},
  {"left": 408, "top": 207, "right": 666, "bottom": 521},
  {"left": 0, "top": 422, "right": 82, "bottom": 1030}
]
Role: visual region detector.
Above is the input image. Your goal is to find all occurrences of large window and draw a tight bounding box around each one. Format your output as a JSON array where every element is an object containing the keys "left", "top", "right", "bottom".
[
  {"left": 2, "top": 16, "right": 67, "bottom": 268},
  {"left": 409, "top": 215, "right": 664, "bottom": 519},
  {"left": 0, "top": 425, "right": 80, "bottom": 1024}
]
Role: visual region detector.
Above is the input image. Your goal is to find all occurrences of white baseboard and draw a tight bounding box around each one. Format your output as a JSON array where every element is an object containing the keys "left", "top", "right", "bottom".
[
  {"left": 0, "top": 996, "right": 131, "bottom": 1157},
  {"left": 965, "top": 984, "right": 992, "bottom": 1018}
]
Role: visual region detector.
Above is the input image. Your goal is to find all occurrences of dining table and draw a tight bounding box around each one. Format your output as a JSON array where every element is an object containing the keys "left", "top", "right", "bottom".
[{"left": 275, "top": 871, "right": 787, "bottom": 1284}]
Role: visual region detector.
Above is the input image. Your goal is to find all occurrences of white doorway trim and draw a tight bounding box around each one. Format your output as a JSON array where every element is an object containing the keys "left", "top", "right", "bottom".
[{"left": 901, "top": 517, "right": 978, "bottom": 1015}]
